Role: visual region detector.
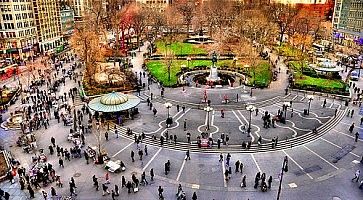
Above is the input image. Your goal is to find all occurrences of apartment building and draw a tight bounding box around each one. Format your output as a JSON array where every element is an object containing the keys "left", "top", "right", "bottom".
[
  {"left": 136, "top": 0, "right": 172, "bottom": 10},
  {"left": 333, "top": 0, "right": 363, "bottom": 47},
  {"left": 0, "top": 0, "right": 38, "bottom": 59}
]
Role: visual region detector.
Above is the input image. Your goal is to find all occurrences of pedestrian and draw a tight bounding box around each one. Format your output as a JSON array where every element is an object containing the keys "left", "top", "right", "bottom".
[
  {"left": 105, "top": 131, "right": 109, "bottom": 141},
  {"left": 111, "top": 190, "right": 115, "bottom": 200},
  {"left": 51, "top": 137, "right": 56, "bottom": 146},
  {"left": 150, "top": 168, "right": 154, "bottom": 181},
  {"left": 241, "top": 175, "right": 246, "bottom": 187},
  {"left": 268, "top": 176, "right": 273, "bottom": 189},
  {"left": 158, "top": 186, "right": 164, "bottom": 198},
  {"left": 51, "top": 187, "right": 57, "bottom": 196},
  {"left": 131, "top": 150, "right": 135, "bottom": 162},
  {"left": 235, "top": 160, "right": 240, "bottom": 172},
  {"left": 355, "top": 132, "right": 360, "bottom": 142},
  {"left": 59, "top": 157, "right": 64, "bottom": 167},
  {"left": 144, "top": 145, "right": 148, "bottom": 156},
  {"left": 27, "top": 185, "right": 35, "bottom": 198},
  {"left": 352, "top": 170, "right": 360, "bottom": 182},
  {"left": 219, "top": 153, "right": 223, "bottom": 162},
  {"left": 351, "top": 109, "right": 355, "bottom": 118},
  {"left": 138, "top": 149, "right": 143, "bottom": 160},
  {"left": 4, "top": 192, "right": 9, "bottom": 200},
  {"left": 42, "top": 191, "right": 47, "bottom": 199},
  {"left": 70, "top": 185, "right": 77, "bottom": 196},
  {"left": 192, "top": 192, "right": 198, "bottom": 200},
  {"left": 121, "top": 176, "right": 126, "bottom": 188},
  {"left": 115, "top": 129, "right": 118, "bottom": 138},
  {"left": 141, "top": 171, "right": 148, "bottom": 185},
  {"left": 105, "top": 172, "right": 110, "bottom": 184},
  {"left": 183, "top": 119, "right": 187, "bottom": 131},
  {"left": 185, "top": 150, "right": 191, "bottom": 160},
  {"left": 102, "top": 183, "right": 110, "bottom": 195},
  {"left": 349, "top": 123, "right": 355, "bottom": 133}
]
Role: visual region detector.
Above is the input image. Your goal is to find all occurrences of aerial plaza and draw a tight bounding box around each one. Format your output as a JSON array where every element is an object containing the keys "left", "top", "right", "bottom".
[{"left": 0, "top": 1, "right": 363, "bottom": 200}]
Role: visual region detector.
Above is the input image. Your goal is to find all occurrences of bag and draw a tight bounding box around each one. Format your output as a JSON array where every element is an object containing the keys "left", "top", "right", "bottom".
[{"left": 134, "top": 187, "right": 139, "bottom": 193}]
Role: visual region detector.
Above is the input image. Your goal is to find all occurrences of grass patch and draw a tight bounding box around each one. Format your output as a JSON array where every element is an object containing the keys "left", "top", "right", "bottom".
[
  {"left": 155, "top": 41, "right": 207, "bottom": 55},
  {"left": 289, "top": 61, "right": 349, "bottom": 95},
  {"left": 147, "top": 60, "right": 234, "bottom": 87},
  {"left": 247, "top": 61, "right": 272, "bottom": 87}
]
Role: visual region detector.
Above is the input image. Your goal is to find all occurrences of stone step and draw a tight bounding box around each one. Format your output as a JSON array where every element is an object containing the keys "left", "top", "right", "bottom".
[{"left": 107, "top": 108, "right": 346, "bottom": 154}]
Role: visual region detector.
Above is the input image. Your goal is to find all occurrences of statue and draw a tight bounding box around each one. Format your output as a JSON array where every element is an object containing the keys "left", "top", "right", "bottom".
[{"left": 211, "top": 51, "right": 218, "bottom": 66}]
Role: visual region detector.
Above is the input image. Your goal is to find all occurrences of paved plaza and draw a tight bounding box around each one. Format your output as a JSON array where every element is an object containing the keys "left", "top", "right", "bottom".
[{"left": 0, "top": 45, "right": 363, "bottom": 200}]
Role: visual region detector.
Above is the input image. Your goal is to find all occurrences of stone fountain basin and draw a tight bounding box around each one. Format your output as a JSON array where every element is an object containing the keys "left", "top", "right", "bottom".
[
  {"left": 7, "top": 114, "right": 23, "bottom": 124},
  {"left": 180, "top": 69, "right": 245, "bottom": 86}
]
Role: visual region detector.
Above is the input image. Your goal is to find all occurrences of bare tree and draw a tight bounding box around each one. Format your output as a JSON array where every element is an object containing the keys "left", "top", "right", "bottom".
[
  {"left": 175, "top": 0, "right": 196, "bottom": 34},
  {"left": 267, "top": 3, "right": 299, "bottom": 45}
]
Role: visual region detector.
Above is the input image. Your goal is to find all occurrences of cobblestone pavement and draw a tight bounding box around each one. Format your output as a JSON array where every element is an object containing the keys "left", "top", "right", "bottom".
[{"left": 0, "top": 45, "right": 363, "bottom": 200}]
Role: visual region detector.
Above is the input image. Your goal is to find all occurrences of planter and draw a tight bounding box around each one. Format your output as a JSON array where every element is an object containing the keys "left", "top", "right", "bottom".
[{"left": 0, "top": 151, "right": 11, "bottom": 182}]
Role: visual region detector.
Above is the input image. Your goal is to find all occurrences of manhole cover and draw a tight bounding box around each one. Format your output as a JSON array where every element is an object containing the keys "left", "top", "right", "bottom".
[{"left": 73, "top": 173, "right": 81, "bottom": 177}]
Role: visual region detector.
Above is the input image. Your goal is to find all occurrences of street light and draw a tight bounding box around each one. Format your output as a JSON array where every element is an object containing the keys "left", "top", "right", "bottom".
[
  {"left": 204, "top": 106, "right": 213, "bottom": 130},
  {"left": 307, "top": 95, "right": 314, "bottom": 115},
  {"left": 164, "top": 102, "right": 172, "bottom": 119},
  {"left": 246, "top": 105, "right": 256, "bottom": 137},
  {"left": 277, "top": 156, "right": 289, "bottom": 200},
  {"left": 283, "top": 102, "right": 290, "bottom": 123},
  {"left": 187, "top": 57, "right": 191, "bottom": 68}
]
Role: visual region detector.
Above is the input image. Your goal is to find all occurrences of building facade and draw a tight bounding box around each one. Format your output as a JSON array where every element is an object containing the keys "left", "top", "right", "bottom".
[
  {"left": 136, "top": 0, "right": 172, "bottom": 10},
  {"left": 333, "top": 0, "right": 363, "bottom": 47},
  {"left": 65, "top": 0, "right": 91, "bottom": 22},
  {"left": 0, "top": 0, "right": 38, "bottom": 59},
  {"left": 60, "top": 5, "right": 75, "bottom": 43},
  {"left": 32, "top": 0, "right": 63, "bottom": 53}
]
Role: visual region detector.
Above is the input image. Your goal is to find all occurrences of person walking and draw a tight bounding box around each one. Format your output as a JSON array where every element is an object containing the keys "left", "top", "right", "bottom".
[
  {"left": 105, "top": 172, "right": 110, "bottom": 184},
  {"left": 349, "top": 123, "right": 355, "bottom": 133},
  {"left": 150, "top": 168, "right": 154, "bottom": 181},
  {"left": 27, "top": 185, "right": 35, "bottom": 198},
  {"left": 351, "top": 109, "right": 355, "bottom": 118},
  {"left": 158, "top": 186, "right": 164, "bottom": 199},
  {"left": 141, "top": 171, "right": 148, "bottom": 185},
  {"left": 143, "top": 145, "right": 148, "bottom": 156},
  {"left": 184, "top": 119, "right": 187, "bottom": 131},
  {"left": 192, "top": 192, "right": 198, "bottom": 200},
  {"left": 138, "top": 149, "right": 143, "bottom": 160},
  {"left": 355, "top": 132, "right": 360, "bottom": 142},
  {"left": 114, "top": 184, "right": 119, "bottom": 196},
  {"left": 185, "top": 150, "right": 191, "bottom": 160},
  {"left": 131, "top": 150, "right": 135, "bottom": 162},
  {"left": 111, "top": 190, "right": 116, "bottom": 200},
  {"left": 121, "top": 176, "right": 126, "bottom": 188},
  {"left": 268, "top": 176, "right": 273, "bottom": 189},
  {"left": 105, "top": 131, "right": 109, "bottom": 141},
  {"left": 235, "top": 160, "right": 240, "bottom": 172},
  {"left": 241, "top": 175, "right": 246, "bottom": 187},
  {"left": 102, "top": 183, "right": 110, "bottom": 195},
  {"left": 219, "top": 153, "right": 223, "bottom": 162},
  {"left": 352, "top": 170, "right": 360, "bottom": 182},
  {"left": 42, "top": 191, "right": 48, "bottom": 200},
  {"left": 59, "top": 157, "right": 64, "bottom": 167}
]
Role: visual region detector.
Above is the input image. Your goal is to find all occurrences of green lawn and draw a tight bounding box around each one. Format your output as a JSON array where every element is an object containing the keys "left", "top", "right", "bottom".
[
  {"left": 147, "top": 60, "right": 234, "bottom": 86},
  {"left": 247, "top": 61, "right": 272, "bottom": 87},
  {"left": 289, "top": 61, "right": 349, "bottom": 95},
  {"left": 155, "top": 41, "right": 207, "bottom": 55}
]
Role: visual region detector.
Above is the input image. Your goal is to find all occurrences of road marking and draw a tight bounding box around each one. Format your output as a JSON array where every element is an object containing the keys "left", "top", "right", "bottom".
[
  {"left": 303, "top": 146, "right": 339, "bottom": 170},
  {"left": 300, "top": 96, "right": 305, "bottom": 101},
  {"left": 112, "top": 141, "right": 134, "bottom": 158},
  {"left": 319, "top": 137, "right": 360, "bottom": 158},
  {"left": 288, "top": 183, "right": 298, "bottom": 188},
  {"left": 352, "top": 160, "right": 360, "bottom": 164},
  {"left": 283, "top": 150, "right": 314, "bottom": 180},
  {"left": 251, "top": 154, "right": 262, "bottom": 172},
  {"left": 332, "top": 129, "right": 363, "bottom": 142},
  {"left": 191, "top": 184, "right": 200, "bottom": 189},
  {"left": 176, "top": 156, "right": 187, "bottom": 182},
  {"left": 142, "top": 148, "right": 162, "bottom": 171},
  {"left": 145, "top": 110, "right": 183, "bottom": 134},
  {"left": 232, "top": 110, "right": 245, "bottom": 125},
  {"left": 221, "top": 157, "right": 227, "bottom": 187},
  {"left": 292, "top": 95, "right": 298, "bottom": 101},
  {"left": 237, "top": 110, "right": 256, "bottom": 142}
]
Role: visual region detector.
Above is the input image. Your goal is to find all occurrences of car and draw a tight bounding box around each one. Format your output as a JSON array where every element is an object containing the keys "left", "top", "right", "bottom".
[{"left": 350, "top": 71, "right": 359, "bottom": 81}]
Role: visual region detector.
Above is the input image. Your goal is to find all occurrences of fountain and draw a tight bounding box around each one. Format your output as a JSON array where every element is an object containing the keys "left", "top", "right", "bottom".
[{"left": 184, "top": 29, "right": 215, "bottom": 45}]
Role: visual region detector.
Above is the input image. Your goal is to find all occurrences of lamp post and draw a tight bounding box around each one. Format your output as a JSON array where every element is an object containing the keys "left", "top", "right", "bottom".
[
  {"left": 204, "top": 106, "right": 213, "bottom": 130},
  {"left": 277, "top": 156, "right": 289, "bottom": 200},
  {"left": 283, "top": 102, "right": 290, "bottom": 123},
  {"left": 307, "top": 95, "right": 314, "bottom": 115},
  {"left": 187, "top": 57, "right": 191, "bottom": 68},
  {"left": 246, "top": 105, "right": 256, "bottom": 137},
  {"left": 164, "top": 102, "right": 172, "bottom": 119}
]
